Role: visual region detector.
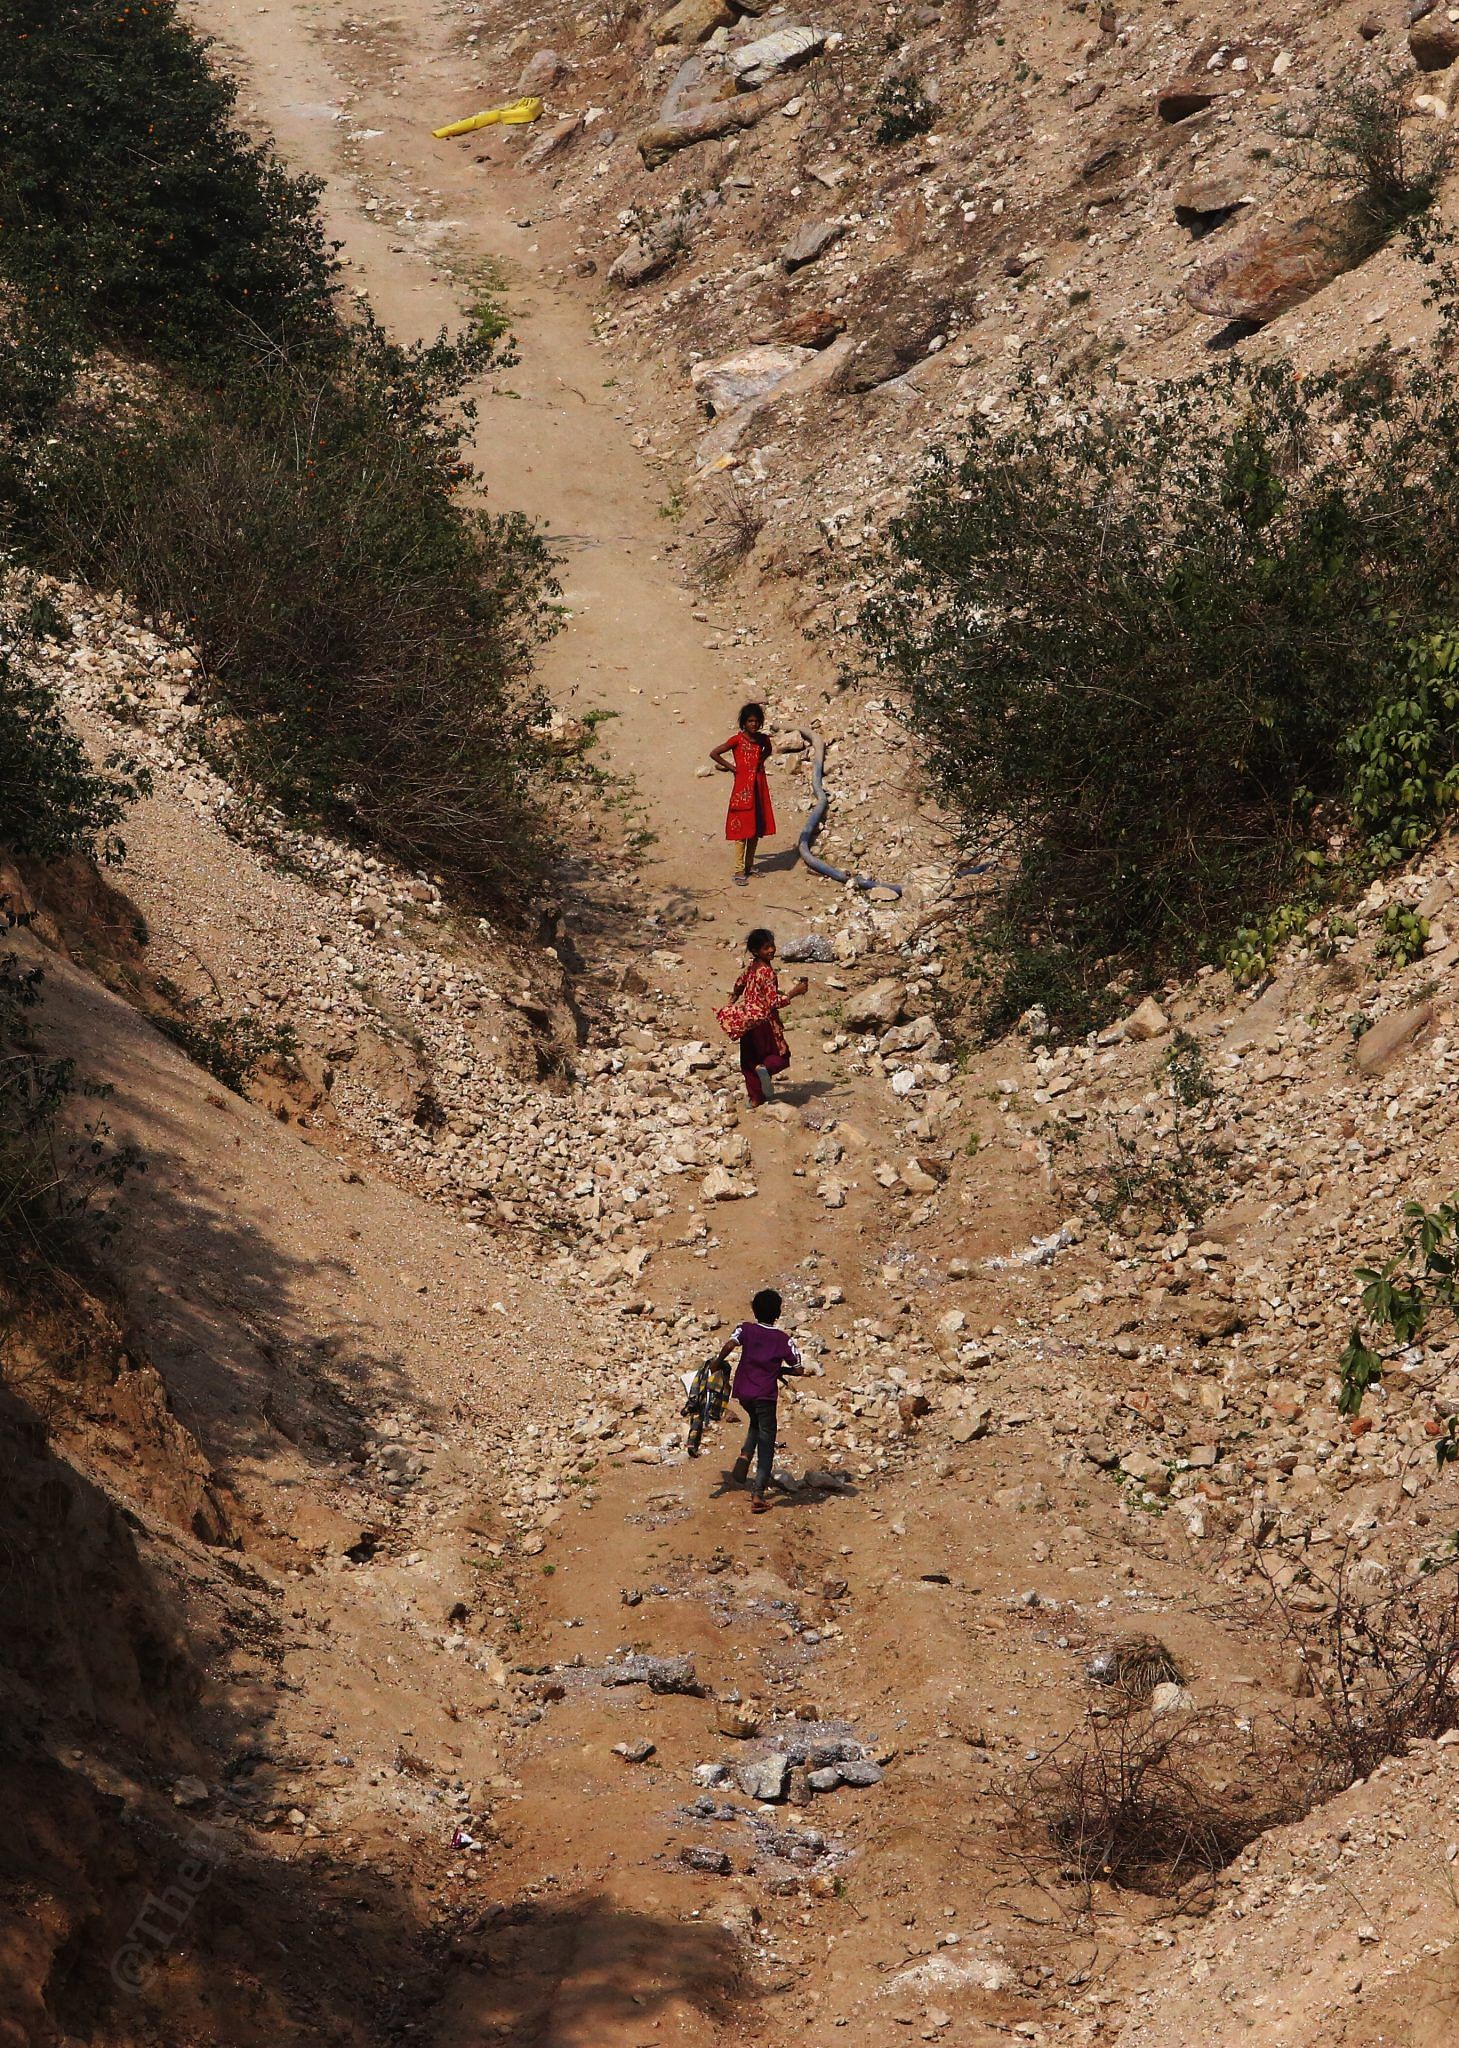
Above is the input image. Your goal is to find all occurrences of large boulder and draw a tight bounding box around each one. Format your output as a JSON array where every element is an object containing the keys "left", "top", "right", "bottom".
[
  {"left": 1123, "top": 995, "right": 1170, "bottom": 1042},
  {"left": 522, "top": 114, "right": 582, "bottom": 170},
  {"left": 1157, "top": 74, "right": 1244, "bottom": 121},
  {"left": 638, "top": 77, "right": 800, "bottom": 166},
  {"left": 1173, "top": 172, "right": 1255, "bottom": 224},
  {"left": 609, "top": 237, "right": 677, "bottom": 288},
  {"left": 516, "top": 48, "right": 570, "bottom": 96},
  {"left": 842, "top": 979, "right": 906, "bottom": 1032},
  {"left": 691, "top": 345, "right": 813, "bottom": 418},
  {"left": 881, "top": 1014, "right": 939, "bottom": 1055},
  {"left": 842, "top": 302, "right": 953, "bottom": 391},
  {"left": 737, "top": 1753, "right": 790, "bottom": 1801},
  {"left": 695, "top": 333, "right": 856, "bottom": 466},
  {"left": 1354, "top": 1001, "right": 1435, "bottom": 1076},
  {"left": 659, "top": 53, "right": 737, "bottom": 123},
  {"left": 771, "top": 306, "right": 846, "bottom": 349},
  {"left": 833, "top": 1759, "right": 884, "bottom": 1787},
  {"left": 1185, "top": 203, "right": 1370, "bottom": 326},
  {"left": 728, "top": 25, "right": 828, "bottom": 90},
  {"left": 610, "top": 192, "right": 718, "bottom": 286},
  {"left": 781, "top": 216, "right": 847, "bottom": 272}
]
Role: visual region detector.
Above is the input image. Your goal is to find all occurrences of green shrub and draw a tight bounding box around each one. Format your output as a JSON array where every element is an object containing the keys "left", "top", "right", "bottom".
[
  {"left": 859, "top": 292, "right": 1459, "bottom": 1029},
  {"left": 0, "top": 318, "right": 82, "bottom": 525},
  {"left": 0, "top": 0, "right": 560, "bottom": 908},
  {"left": 1339, "top": 1194, "right": 1458, "bottom": 1419},
  {"left": 0, "top": 644, "right": 146, "bottom": 864},
  {"left": 1337, "top": 1195, "right": 1459, "bottom": 1465},
  {"left": 1375, "top": 901, "right": 1429, "bottom": 970},
  {"left": 152, "top": 980, "right": 296, "bottom": 1095},
  {"left": 25, "top": 328, "right": 559, "bottom": 897},
  {"left": 1344, "top": 628, "right": 1459, "bottom": 867},
  {"left": 873, "top": 72, "right": 935, "bottom": 145},
  {"left": 0, "top": 0, "right": 339, "bottom": 366},
  {"left": 1288, "top": 73, "right": 1455, "bottom": 251},
  {"left": 1222, "top": 900, "right": 1318, "bottom": 990},
  {"left": 968, "top": 923, "right": 1114, "bottom": 1042},
  {"left": 1163, "top": 1028, "right": 1218, "bottom": 1108}
]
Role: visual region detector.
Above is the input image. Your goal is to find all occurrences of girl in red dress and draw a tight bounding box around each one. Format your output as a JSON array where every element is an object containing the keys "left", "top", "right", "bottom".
[
  {"left": 715, "top": 928, "right": 809, "bottom": 1107},
  {"left": 710, "top": 701, "right": 776, "bottom": 885}
]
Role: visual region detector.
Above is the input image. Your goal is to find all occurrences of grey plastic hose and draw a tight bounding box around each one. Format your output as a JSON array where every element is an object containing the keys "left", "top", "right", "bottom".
[{"left": 795, "top": 730, "right": 903, "bottom": 899}]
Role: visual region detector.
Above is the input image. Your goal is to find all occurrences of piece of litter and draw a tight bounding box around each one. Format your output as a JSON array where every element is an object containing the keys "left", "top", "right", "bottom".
[{"left": 984, "top": 1223, "right": 1075, "bottom": 1271}]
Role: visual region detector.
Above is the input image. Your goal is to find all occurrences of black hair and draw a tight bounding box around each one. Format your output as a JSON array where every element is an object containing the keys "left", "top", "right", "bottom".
[
  {"left": 752, "top": 1288, "right": 783, "bottom": 1324},
  {"left": 738, "top": 701, "right": 766, "bottom": 731},
  {"left": 746, "top": 928, "right": 774, "bottom": 955}
]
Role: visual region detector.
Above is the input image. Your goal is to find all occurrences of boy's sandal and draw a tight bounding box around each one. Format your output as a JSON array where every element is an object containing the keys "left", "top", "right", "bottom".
[{"left": 750, "top": 1496, "right": 769, "bottom": 1513}]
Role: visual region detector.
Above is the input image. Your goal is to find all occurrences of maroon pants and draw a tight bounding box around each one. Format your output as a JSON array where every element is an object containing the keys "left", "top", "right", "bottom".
[{"left": 740, "top": 1020, "right": 790, "bottom": 1105}]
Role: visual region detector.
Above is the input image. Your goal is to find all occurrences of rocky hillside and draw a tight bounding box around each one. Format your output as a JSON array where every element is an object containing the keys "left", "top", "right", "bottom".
[
  {"left": 438, "top": 0, "right": 1459, "bottom": 616},
  {"left": 7, "top": 0, "right": 1459, "bottom": 2041},
  {"left": 16, "top": 519, "right": 1459, "bottom": 2044}
]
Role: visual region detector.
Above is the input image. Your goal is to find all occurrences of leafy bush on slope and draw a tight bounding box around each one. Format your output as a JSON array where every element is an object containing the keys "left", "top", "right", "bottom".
[
  {"left": 861, "top": 279, "right": 1459, "bottom": 1029},
  {"left": 0, "top": 0, "right": 558, "bottom": 903}
]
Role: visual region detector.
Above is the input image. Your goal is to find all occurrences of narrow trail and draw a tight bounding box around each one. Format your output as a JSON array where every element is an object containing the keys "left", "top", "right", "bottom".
[{"left": 152, "top": 9, "right": 1169, "bottom": 2043}]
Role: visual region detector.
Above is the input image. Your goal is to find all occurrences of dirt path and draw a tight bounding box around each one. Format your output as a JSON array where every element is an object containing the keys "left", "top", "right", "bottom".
[
  {"left": 201, "top": 0, "right": 811, "bottom": 874},
  {"left": 130, "top": 8, "right": 1184, "bottom": 2042},
  {"left": 187, "top": 0, "right": 979, "bottom": 1445}
]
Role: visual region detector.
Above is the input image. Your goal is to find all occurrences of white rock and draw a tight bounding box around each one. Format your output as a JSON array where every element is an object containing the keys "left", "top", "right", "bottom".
[
  {"left": 1149, "top": 1681, "right": 1195, "bottom": 1715},
  {"left": 1124, "top": 996, "right": 1171, "bottom": 1042},
  {"left": 842, "top": 979, "right": 906, "bottom": 1031},
  {"left": 728, "top": 25, "right": 828, "bottom": 89},
  {"left": 690, "top": 345, "right": 812, "bottom": 418}
]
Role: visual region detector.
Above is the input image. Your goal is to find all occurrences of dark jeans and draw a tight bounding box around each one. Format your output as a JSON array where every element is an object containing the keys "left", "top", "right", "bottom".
[{"left": 739, "top": 1398, "right": 778, "bottom": 1495}]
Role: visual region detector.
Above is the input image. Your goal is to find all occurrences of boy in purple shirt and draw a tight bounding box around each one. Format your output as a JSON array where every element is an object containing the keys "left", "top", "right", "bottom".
[{"left": 715, "top": 1288, "right": 808, "bottom": 1513}]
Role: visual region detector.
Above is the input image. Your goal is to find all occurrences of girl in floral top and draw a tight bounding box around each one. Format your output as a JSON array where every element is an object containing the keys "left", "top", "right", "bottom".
[{"left": 715, "top": 928, "right": 809, "bottom": 1107}]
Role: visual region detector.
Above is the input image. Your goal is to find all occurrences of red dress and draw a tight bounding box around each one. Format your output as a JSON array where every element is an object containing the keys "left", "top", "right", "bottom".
[{"left": 724, "top": 732, "right": 775, "bottom": 843}]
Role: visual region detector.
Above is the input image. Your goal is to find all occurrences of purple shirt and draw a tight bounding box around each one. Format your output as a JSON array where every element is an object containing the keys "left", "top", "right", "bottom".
[{"left": 732, "top": 1321, "right": 800, "bottom": 1403}]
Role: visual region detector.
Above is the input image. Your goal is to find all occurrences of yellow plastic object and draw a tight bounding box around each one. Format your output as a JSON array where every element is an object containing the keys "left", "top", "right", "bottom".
[{"left": 432, "top": 97, "right": 543, "bottom": 139}]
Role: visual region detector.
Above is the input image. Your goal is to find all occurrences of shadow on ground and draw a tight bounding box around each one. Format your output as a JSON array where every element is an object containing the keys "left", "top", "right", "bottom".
[{"left": 433, "top": 1894, "right": 749, "bottom": 2044}]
